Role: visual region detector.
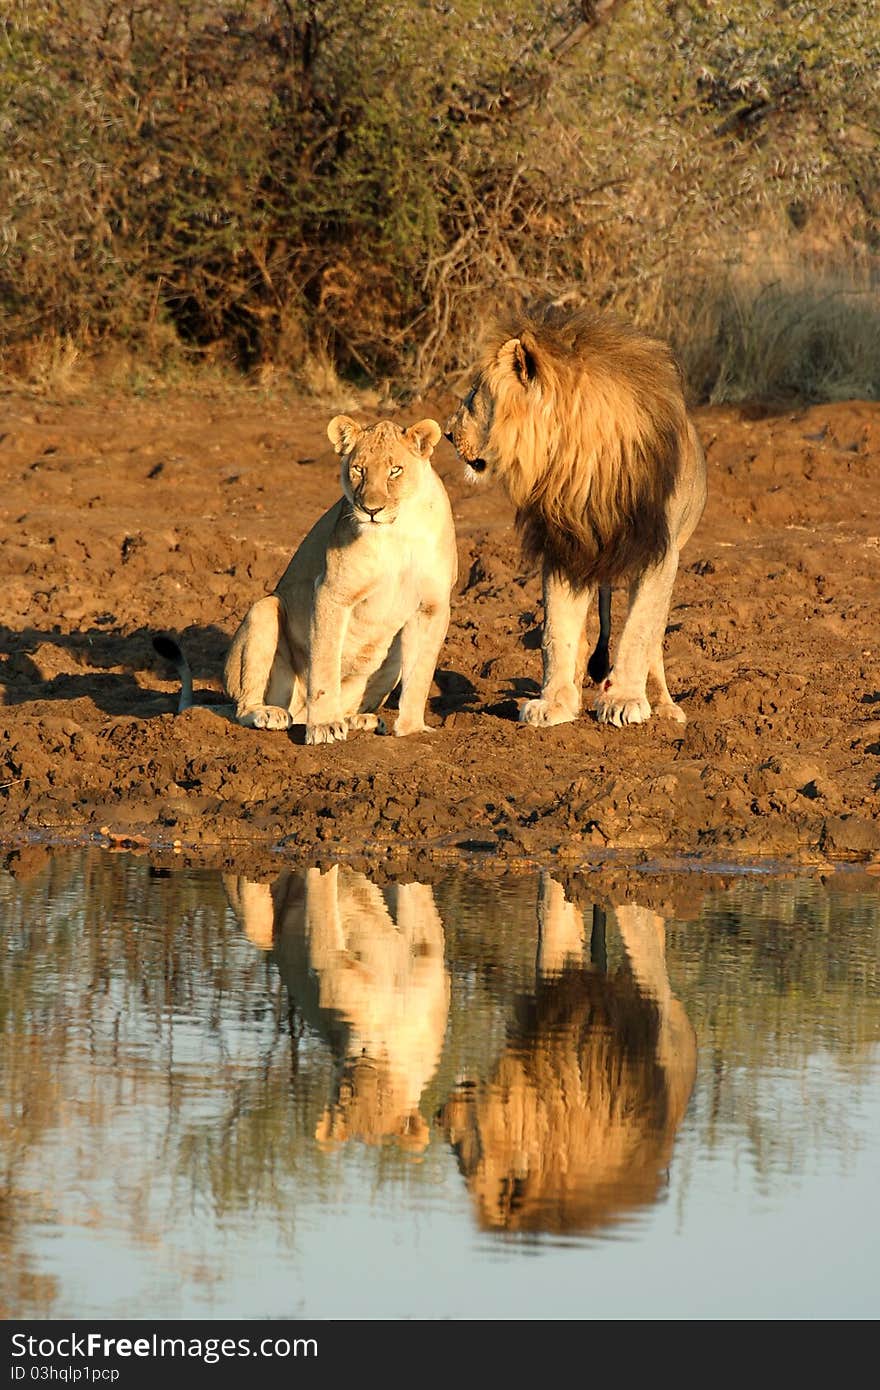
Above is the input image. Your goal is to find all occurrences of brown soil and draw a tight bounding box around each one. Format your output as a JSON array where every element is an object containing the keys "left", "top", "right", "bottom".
[{"left": 1, "top": 384, "right": 878, "bottom": 876}]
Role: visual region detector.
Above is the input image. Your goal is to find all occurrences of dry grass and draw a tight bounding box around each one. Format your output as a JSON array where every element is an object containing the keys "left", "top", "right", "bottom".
[
  {"left": 660, "top": 253, "right": 880, "bottom": 406},
  {"left": 2, "top": 1, "right": 879, "bottom": 405}
]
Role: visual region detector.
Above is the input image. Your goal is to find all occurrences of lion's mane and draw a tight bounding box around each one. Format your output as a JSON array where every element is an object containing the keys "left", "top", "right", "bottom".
[
  {"left": 481, "top": 301, "right": 690, "bottom": 587},
  {"left": 444, "top": 965, "right": 682, "bottom": 1235}
]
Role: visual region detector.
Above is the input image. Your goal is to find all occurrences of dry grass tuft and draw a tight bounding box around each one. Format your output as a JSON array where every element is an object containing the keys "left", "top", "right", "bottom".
[{"left": 662, "top": 254, "right": 880, "bottom": 406}]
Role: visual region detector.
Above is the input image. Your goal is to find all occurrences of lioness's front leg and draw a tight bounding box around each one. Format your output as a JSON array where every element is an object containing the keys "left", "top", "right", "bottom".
[
  {"left": 520, "top": 568, "right": 595, "bottom": 727},
  {"left": 594, "top": 549, "right": 680, "bottom": 727},
  {"left": 394, "top": 599, "right": 451, "bottom": 736},
  {"left": 306, "top": 583, "right": 352, "bottom": 745},
  {"left": 301, "top": 575, "right": 350, "bottom": 745},
  {"left": 222, "top": 875, "right": 276, "bottom": 951}
]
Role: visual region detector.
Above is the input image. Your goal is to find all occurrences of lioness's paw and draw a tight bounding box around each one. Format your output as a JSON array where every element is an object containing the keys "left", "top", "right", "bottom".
[
  {"left": 519, "top": 697, "right": 577, "bottom": 728},
  {"left": 348, "top": 713, "right": 386, "bottom": 734},
  {"left": 305, "top": 721, "right": 348, "bottom": 745},
  {"left": 239, "top": 705, "right": 292, "bottom": 730},
  {"left": 594, "top": 688, "right": 651, "bottom": 728}
]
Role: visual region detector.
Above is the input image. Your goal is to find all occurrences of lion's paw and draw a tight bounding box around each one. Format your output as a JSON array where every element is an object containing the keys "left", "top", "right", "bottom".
[
  {"left": 240, "top": 705, "right": 292, "bottom": 730},
  {"left": 594, "top": 687, "right": 651, "bottom": 728},
  {"left": 305, "top": 720, "right": 348, "bottom": 745},
  {"left": 519, "top": 697, "right": 577, "bottom": 728},
  {"left": 393, "top": 718, "right": 433, "bottom": 737},
  {"left": 655, "top": 699, "right": 687, "bottom": 725}
]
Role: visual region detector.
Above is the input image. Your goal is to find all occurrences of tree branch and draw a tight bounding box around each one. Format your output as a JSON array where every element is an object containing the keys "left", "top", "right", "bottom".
[{"left": 445, "top": 1, "right": 629, "bottom": 126}]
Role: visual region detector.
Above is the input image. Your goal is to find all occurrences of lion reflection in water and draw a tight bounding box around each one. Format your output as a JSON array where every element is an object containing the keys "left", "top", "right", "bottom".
[
  {"left": 438, "top": 875, "right": 697, "bottom": 1235},
  {"left": 224, "top": 865, "right": 449, "bottom": 1153}
]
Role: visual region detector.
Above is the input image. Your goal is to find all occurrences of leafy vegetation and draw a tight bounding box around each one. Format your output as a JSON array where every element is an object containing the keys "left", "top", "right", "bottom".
[{"left": 1, "top": 1, "right": 878, "bottom": 401}]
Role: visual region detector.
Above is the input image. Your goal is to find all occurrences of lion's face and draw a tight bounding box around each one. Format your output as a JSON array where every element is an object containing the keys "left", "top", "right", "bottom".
[
  {"left": 444, "top": 334, "right": 538, "bottom": 484},
  {"left": 443, "top": 375, "right": 496, "bottom": 481},
  {"left": 327, "top": 416, "right": 442, "bottom": 525}
]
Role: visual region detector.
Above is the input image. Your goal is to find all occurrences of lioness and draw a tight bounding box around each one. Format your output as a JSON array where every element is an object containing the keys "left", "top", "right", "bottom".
[
  {"left": 226, "top": 865, "right": 450, "bottom": 1153},
  {"left": 220, "top": 415, "right": 457, "bottom": 743},
  {"left": 445, "top": 300, "right": 707, "bottom": 728}
]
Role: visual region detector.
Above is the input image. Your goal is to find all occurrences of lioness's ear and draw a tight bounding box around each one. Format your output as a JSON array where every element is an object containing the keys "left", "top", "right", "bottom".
[
  {"left": 327, "top": 415, "right": 361, "bottom": 454},
  {"left": 406, "top": 418, "right": 442, "bottom": 457},
  {"left": 397, "top": 1110, "right": 431, "bottom": 1155}
]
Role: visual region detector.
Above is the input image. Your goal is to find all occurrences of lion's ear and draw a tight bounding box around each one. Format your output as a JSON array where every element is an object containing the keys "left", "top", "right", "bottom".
[
  {"left": 500, "top": 335, "right": 538, "bottom": 387},
  {"left": 327, "top": 415, "right": 361, "bottom": 454},
  {"left": 406, "top": 419, "right": 442, "bottom": 457}
]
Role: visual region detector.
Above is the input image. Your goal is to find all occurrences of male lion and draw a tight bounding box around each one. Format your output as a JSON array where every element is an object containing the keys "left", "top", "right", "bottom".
[
  {"left": 445, "top": 301, "right": 707, "bottom": 727},
  {"left": 161, "top": 416, "right": 457, "bottom": 744},
  {"left": 437, "top": 876, "right": 697, "bottom": 1235}
]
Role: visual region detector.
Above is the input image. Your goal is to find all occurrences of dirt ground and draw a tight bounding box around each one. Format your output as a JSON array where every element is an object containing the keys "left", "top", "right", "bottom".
[{"left": 0, "top": 381, "right": 878, "bottom": 878}]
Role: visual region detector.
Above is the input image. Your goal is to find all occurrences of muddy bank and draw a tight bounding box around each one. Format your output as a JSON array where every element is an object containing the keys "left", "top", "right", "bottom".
[{"left": 0, "top": 386, "right": 878, "bottom": 872}]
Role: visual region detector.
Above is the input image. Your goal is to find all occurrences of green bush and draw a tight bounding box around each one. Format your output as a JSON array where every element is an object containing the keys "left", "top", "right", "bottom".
[{"left": 1, "top": 1, "right": 878, "bottom": 400}]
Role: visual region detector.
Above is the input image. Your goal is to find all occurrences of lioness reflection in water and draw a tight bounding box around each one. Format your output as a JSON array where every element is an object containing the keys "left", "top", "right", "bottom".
[
  {"left": 225, "top": 865, "right": 449, "bottom": 1154},
  {"left": 438, "top": 874, "right": 697, "bottom": 1235}
]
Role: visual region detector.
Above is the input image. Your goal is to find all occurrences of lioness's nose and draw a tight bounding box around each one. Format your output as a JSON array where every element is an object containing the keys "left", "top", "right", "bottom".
[{"left": 363, "top": 504, "right": 385, "bottom": 518}]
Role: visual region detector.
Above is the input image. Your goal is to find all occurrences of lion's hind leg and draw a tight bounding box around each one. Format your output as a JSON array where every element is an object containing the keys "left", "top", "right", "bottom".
[
  {"left": 223, "top": 594, "right": 305, "bottom": 730},
  {"left": 648, "top": 641, "right": 687, "bottom": 724},
  {"left": 594, "top": 551, "right": 679, "bottom": 728}
]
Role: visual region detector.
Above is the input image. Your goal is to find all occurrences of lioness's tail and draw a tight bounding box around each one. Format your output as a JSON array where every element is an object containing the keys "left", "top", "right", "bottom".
[
  {"left": 586, "top": 585, "right": 612, "bottom": 683},
  {"left": 153, "top": 633, "right": 194, "bottom": 714}
]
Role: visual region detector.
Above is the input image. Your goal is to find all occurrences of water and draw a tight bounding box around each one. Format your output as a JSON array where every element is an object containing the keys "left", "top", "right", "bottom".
[{"left": 1, "top": 848, "right": 878, "bottom": 1321}]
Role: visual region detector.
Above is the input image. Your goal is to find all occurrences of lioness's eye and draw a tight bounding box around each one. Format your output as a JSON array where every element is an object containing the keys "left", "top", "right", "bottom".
[{"left": 389, "top": 466, "right": 402, "bottom": 477}]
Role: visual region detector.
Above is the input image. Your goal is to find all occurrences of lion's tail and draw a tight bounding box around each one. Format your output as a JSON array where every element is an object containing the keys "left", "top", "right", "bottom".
[
  {"left": 152, "top": 633, "right": 194, "bottom": 714},
  {"left": 586, "top": 585, "right": 612, "bottom": 684}
]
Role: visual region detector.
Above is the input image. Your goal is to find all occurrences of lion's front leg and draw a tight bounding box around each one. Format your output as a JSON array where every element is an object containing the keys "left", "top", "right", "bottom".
[
  {"left": 594, "top": 550, "right": 679, "bottom": 727},
  {"left": 520, "top": 568, "right": 595, "bottom": 728},
  {"left": 536, "top": 874, "right": 587, "bottom": 976}
]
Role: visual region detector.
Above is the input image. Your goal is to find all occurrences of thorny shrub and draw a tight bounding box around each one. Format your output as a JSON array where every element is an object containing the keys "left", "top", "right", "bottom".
[{"left": 1, "top": 0, "right": 878, "bottom": 402}]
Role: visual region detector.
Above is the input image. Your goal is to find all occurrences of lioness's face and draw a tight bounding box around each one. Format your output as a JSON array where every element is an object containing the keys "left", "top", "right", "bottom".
[
  {"left": 327, "top": 416, "right": 442, "bottom": 525},
  {"left": 444, "top": 376, "right": 495, "bottom": 481}
]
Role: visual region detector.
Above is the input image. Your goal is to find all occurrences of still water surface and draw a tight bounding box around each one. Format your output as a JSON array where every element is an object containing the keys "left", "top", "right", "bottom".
[{"left": 1, "top": 849, "right": 878, "bottom": 1320}]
